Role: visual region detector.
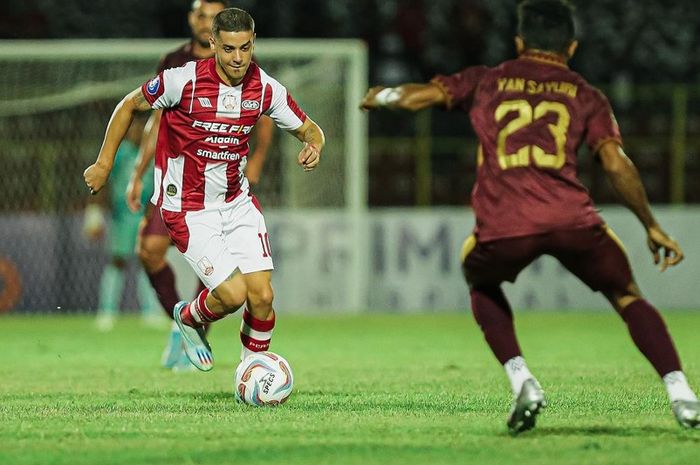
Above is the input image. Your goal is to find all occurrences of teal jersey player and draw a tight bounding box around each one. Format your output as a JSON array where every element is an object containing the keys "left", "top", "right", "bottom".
[{"left": 108, "top": 139, "right": 154, "bottom": 257}]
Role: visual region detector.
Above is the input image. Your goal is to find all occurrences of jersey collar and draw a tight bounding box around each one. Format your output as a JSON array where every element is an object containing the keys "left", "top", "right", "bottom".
[{"left": 519, "top": 49, "right": 569, "bottom": 69}]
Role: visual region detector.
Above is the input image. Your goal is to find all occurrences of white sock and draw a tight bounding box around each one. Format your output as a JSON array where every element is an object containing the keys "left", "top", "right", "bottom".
[
  {"left": 663, "top": 371, "right": 698, "bottom": 402},
  {"left": 504, "top": 356, "right": 535, "bottom": 394},
  {"left": 240, "top": 346, "right": 255, "bottom": 362}
]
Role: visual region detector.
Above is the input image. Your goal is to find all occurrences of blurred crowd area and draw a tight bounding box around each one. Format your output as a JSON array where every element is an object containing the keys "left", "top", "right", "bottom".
[
  {"left": 3, "top": 0, "right": 699, "bottom": 83},
  {"left": 2, "top": 0, "right": 700, "bottom": 206}
]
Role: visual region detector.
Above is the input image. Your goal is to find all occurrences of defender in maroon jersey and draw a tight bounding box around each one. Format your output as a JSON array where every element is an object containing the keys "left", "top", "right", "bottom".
[
  {"left": 123, "top": 0, "right": 275, "bottom": 371},
  {"left": 85, "top": 8, "right": 325, "bottom": 373},
  {"left": 361, "top": 0, "right": 698, "bottom": 433}
]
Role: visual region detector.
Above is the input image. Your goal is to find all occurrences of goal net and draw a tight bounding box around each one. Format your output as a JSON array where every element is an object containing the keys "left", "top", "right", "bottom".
[{"left": 0, "top": 39, "right": 368, "bottom": 314}]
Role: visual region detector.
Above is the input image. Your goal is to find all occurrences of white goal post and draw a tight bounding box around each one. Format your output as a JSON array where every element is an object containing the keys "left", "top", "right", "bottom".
[{"left": 0, "top": 39, "right": 369, "bottom": 313}]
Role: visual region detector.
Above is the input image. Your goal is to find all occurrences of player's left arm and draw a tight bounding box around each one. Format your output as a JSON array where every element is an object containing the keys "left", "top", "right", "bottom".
[
  {"left": 289, "top": 117, "right": 325, "bottom": 172},
  {"left": 246, "top": 115, "right": 274, "bottom": 185},
  {"left": 84, "top": 87, "right": 152, "bottom": 195},
  {"left": 598, "top": 141, "right": 684, "bottom": 270},
  {"left": 360, "top": 83, "right": 447, "bottom": 112}
]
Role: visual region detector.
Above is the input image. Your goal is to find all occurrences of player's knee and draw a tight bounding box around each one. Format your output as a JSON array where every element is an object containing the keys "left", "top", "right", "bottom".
[
  {"left": 137, "top": 241, "right": 168, "bottom": 273},
  {"left": 605, "top": 282, "right": 643, "bottom": 313},
  {"left": 247, "top": 285, "right": 274, "bottom": 309},
  {"left": 213, "top": 284, "right": 247, "bottom": 312},
  {"left": 137, "top": 247, "right": 160, "bottom": 272}
]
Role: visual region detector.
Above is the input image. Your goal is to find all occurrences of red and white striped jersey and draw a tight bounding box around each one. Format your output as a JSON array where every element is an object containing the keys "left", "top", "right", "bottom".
[{"left": 141, "top": 58, "right": 307, "bottom": 212}]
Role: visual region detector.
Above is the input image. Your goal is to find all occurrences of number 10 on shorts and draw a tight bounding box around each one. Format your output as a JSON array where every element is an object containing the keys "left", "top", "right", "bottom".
[{"left": 258, "top": 232, "right": 272, "bottom": 258}]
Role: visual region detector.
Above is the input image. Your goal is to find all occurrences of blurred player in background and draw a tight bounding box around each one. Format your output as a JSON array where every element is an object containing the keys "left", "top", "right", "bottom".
[
  {"left": 125, "top": 0, "right": 274, "bottom": 371},
  {"left": 86, "top": 7, "right": 324, "bottom": 372},
  {"left": 361, "top": 0, "right": 699, "bottom": 434},
  {"left": 83, "top": 115, "right": 160, "bottom": 331}
]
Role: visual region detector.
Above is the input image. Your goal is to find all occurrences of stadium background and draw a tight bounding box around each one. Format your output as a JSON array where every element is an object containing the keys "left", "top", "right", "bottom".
[{"left": 1, "top": 0, "right": 699, "bottom": 314}]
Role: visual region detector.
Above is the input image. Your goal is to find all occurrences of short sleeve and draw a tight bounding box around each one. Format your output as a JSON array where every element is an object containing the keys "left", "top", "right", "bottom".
[
  {"left": 430, "top": 65, "right": 489, "bottom": 110},
  {"left": 585, "top": 89, "right": 623, "bottom": 153},
  {"left": 140, "top": 61, "right": 196, "bottom": 110},
  {"left": 263, "top": 76, "right": 307, "bottom": 131}
]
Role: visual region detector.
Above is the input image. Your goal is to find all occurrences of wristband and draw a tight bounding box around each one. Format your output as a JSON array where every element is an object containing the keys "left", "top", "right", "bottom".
[{"left": 375, "top": 87, "right": 400, "bottom": 106}]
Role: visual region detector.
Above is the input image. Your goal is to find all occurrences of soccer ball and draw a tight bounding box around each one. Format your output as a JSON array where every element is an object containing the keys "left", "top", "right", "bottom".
[{"left": 234, "top": 352, "right": 294, "bottom": 406}]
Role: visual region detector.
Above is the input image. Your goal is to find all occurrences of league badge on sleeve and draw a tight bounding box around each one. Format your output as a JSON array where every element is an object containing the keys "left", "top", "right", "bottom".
[{"left": 146, "top": 76, "right": 161, "bottom": 96}]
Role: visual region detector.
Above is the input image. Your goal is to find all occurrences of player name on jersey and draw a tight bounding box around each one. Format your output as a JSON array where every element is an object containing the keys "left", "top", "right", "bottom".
[{"left": 497, "top": 77, "right": 578, "bottom": 98}]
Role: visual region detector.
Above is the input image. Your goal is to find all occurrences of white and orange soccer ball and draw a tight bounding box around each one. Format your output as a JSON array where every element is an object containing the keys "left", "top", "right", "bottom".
[{"left": 234, "top": 352, "right": 294, "bottom": 406}]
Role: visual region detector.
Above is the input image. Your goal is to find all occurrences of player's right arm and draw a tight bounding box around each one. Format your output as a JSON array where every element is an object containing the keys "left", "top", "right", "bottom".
[
  {"left": 126, "top": 109, "right": 161, "bottom": 212},
  {"left": 84, "top": 88, "right": 152, "bottom": 195},
  {"left": 598, "top": 141, "right": 684, "bottom": 271},
  {"left": 360, "top": 83, "right": 447, "bottom": 112}
]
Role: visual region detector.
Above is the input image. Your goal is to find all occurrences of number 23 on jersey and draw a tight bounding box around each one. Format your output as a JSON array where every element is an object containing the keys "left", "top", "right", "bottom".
[{"left": 494, "top": 99, "right": 570, "bottom": 170}]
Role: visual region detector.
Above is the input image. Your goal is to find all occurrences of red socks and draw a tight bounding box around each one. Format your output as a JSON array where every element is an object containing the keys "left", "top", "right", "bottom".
[
  {"left": 179, "top": 289, "right": 225, "bottom": 327},
  {"left": 240, "top": 307, "right": 275, "bottom": 353}
]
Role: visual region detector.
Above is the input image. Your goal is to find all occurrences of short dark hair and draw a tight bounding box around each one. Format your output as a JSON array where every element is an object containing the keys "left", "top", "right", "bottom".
[
  {"left": 517, "top": 0, "right": 575, "bottom": 53},
  {"left": 212, "top": 8, "right": 255, "bottom": 37}
]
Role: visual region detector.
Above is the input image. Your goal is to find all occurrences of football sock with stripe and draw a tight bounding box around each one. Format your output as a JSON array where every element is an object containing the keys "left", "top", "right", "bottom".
[
  {"left": 179, "top": 288, "right": 225, "bottom": 327},
  {"left": 240, "top": 308, "right": 275, "bottom": 360}
]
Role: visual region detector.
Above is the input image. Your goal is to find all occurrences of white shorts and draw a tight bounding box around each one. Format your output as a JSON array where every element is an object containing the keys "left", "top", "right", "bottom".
[{"left": 160, "top": 196, "right": 274, "bottom": 289}]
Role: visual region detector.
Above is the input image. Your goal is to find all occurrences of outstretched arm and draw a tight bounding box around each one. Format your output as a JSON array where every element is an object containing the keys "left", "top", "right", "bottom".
[
  {"left": 598, "top": 141, "right": 684, "bottom": 271},
  {"left": 245, "top": 115, "right": 274, "bottom": 186},
  {"left": 360, "top": 83, "right": 447, "bottom": 112},
  {"left": 126, "top": 110, "right": 161, "bottom": 212},
  {"left": 290, "top": 117, "right": 325, "bottom": 172},
  {"left": 84, "top": 87, "right": 152, "bottom": 195}
]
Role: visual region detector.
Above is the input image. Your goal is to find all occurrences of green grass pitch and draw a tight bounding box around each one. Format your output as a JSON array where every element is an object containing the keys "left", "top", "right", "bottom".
[{"left": 1, "top": 312, "right": 699, "bottom": 465}]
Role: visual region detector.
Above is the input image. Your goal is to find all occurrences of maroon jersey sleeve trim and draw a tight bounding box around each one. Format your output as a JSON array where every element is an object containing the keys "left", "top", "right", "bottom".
[
  {"left": 591, "top": 136, "right": 623, "bottom": 155},
  {"left": 429, "top": 77, "right": 454, "bottom": 110}
]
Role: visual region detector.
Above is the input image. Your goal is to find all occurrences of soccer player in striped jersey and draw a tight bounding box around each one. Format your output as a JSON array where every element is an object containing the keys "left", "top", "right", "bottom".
[
  {"left": 361, "top": 0, "right": 699, "bottom": 434},
  {"left": 85, "top": 8, "right": 325, "bottom": 373},
  {"left": 125, "top": 0, "right": 275, "bottom": 371}
]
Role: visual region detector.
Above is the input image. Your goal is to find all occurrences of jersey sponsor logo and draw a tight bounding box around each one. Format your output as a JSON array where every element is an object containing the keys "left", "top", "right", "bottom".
[
  {"left": 204, "top": 136, "right": 240, "bottom": 145},
  {"left": 196, "top": 148, "right": 241, "bottom": 161},
  {"left": 146, "top": 76, "right": 161, "bottom": 96},
  {"left": 197, "top": 97, "right": 213, "bottom": 108},
  {"left": 166, "top": 184, "right": 178, "bottom": 196},
  {"left": 192, "top": 120, "right": 253, "bottom": 134},
  {"left": 223, "top": 94, "right": 238, "bottom": 110},
  {"left": 241, "top": 100, "right": 260, "bottom": 111},
  {"left": 197, "top": 257, "right": 214, "bottom": 276}
]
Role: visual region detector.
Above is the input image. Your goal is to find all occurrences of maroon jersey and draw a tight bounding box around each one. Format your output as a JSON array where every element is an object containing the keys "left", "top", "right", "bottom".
[
  {"left": 157, "top": 42, "right": 201, "bottom": 73},
  {"left": 141, "top": 59, "right": 306, "bottom": 213},
  {"left": 432, "top": 51, "right": 622, "bottom": 242}
]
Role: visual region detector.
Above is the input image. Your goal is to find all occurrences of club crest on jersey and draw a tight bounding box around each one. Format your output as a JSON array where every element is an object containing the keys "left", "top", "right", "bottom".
[
  {"left": 197, "top": 257, "right": 215, "bottom": 276},
  {"left": 146, "top": 76, "right": 161, "bottom": 96},
  {"left": 241, "top": 100, "right": 260, "bottom": 111},
  {"left": 223, "top": 94, "right": 238, "bottom": 110},
  {"left": 166, "top": 184, "right": 178, "bottom": 196}
]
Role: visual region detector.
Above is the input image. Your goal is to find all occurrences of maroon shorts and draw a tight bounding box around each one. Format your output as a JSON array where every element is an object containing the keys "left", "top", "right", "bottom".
[
  {"left": 139, "top": 204, "right": 170, "bottom": 238},
  {"left": 462, "top": 225, "right": 634, "bottom": 293}
]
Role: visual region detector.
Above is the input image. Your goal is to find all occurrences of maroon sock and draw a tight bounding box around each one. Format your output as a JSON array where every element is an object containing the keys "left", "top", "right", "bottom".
[
  {"left": 146, "top": 264, "right": 181, "bottom": 319},
  {"left": 470, "top": 286, "right": 522, "bottom": 364},
  {"left": 620, "top": 299, "right": 682, "bottom": 377}
]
